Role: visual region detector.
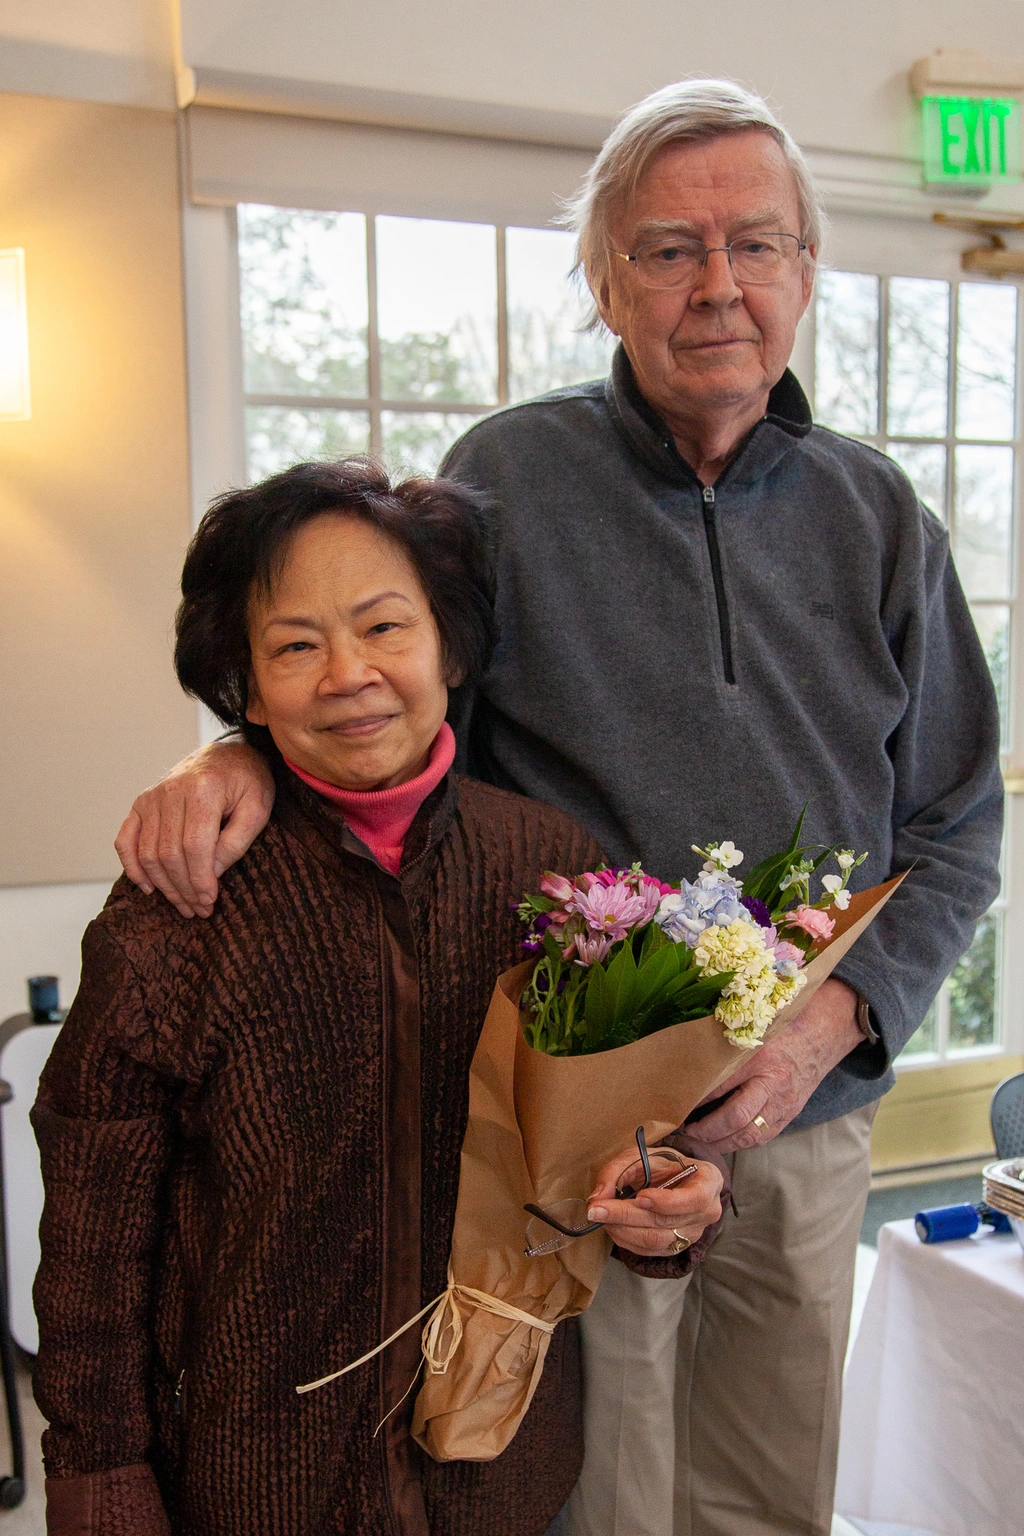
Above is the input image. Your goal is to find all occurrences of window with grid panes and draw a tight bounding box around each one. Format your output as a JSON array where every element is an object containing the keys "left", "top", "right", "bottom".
[
  {"left": 815, "top": 271, "right": 1018, "bottom": 1061},
  {"left": 237, "top": 205, "right": 613, "bottom": 480}
]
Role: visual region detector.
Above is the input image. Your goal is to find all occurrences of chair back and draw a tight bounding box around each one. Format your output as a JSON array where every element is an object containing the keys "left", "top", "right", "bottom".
[{"left": 990, "top": 1072, "right": 1024, "bottom": 1160}]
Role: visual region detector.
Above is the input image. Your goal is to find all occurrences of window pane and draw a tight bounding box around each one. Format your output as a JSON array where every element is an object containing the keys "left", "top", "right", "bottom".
[
  {"left": 948, "top": 910, "right": 999, "bottom": 1049},
  {"left": 900, "top": 1001, "right": 938, "bottom": 1058},
  {"left": 887, "top": 277, "right": 949, "bottom": 438},
  {"left": 886, "top": 442, "right": 947, "bottom": 521},
  {"left": 380, "top": 410, "right": 486, "bottom": 476},
  {"left": 238, "top": 205, "right": 368, "bottom": 398},
  {"left": 970, "top": 603, "right": 1011, "bottom": 737},
  {"left": 956, "top": 282, "right": 1017, "bottom": 440},
  {"left": 245, "top": 406, "right": 369, "bottom": 480},
  {"left": 377, "top": 217, "right": 497, "bottom": 403},
  {"left": 953, "top": 445, "right": 1014, "bottom": 599},
  {"left": 814, "top": 271, "right": 879, "bottom": 434},
  {"left": 506, "top": 227, "right": 614, "bottom": 402}
]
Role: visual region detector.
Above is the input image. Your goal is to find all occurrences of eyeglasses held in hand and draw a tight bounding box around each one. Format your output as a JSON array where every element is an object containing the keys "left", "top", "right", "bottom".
[
  {"left": 524, "top": 1126, "right": 697, "bottom": 1258},
  {"left": 611, "top": 232, "right": 807, "bottom": 290}
]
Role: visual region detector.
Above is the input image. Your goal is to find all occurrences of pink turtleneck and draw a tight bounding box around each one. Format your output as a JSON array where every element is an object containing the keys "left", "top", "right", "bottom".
[{"left": 286, "top": 723, "right": 456, "bottom": 875}]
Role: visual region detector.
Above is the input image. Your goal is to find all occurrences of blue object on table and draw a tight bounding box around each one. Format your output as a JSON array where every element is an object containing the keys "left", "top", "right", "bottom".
[
  {"left": 915, "top": 1204, "right": 979, "bottom": 1242},
  {"left": 914, "top": 1202, "right": 1012, "bottom": 1243}
]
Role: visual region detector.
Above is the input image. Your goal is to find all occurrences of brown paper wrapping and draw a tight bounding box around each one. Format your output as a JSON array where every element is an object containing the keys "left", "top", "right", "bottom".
[{"left": 412, "top": 876, "right": 902, "bottom": 1462}]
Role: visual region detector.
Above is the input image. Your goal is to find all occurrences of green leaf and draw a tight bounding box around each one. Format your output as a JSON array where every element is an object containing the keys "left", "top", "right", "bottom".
[
  {"left": 609, "top": 941, "right": 643, "bottom": 1026},
  {"left": 542, "top": 931, "right": 565, "bottom": 966},
  {"left": 673, "top": 970, "right": 735, "bottom": 1006},
  {"left": 742, "top": 807, "right": 811, "bottom": 903},
  {"left": 634, "top": 943, "right": 683, "bottom": 1003},
  {"left": 639, "top": 922, "right": 670, "bottom": 962},
  {"left": 651, "top": 964, "right": 702, "bottom": 1004},
  {"left": 583, "top": 960, "right": 613, "bottom": 1046}
]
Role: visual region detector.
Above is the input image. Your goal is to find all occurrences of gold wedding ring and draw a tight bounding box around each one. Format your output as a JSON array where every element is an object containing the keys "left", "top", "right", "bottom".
[
  {"left": 669, "top": 1230, "right": 691, "bottom": 1253},
  {"left": 753, "top": 1115, "right": 768, "bottom": 1131}
]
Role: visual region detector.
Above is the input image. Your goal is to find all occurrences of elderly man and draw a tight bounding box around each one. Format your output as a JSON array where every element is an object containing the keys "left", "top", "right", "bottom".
[{"left": 115, "top": 81, "right": 1002, "bottom": 1536}]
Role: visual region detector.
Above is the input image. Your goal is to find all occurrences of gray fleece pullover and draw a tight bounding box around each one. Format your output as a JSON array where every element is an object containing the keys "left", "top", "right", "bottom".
[{"left": 443, "top": 345, "right": 1004, "bottom": 1130}]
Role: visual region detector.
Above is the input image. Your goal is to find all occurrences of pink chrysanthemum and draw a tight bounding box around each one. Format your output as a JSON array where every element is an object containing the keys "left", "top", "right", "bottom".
[{"left": 567, "top": 880, "right": 652, "bottom": 940}]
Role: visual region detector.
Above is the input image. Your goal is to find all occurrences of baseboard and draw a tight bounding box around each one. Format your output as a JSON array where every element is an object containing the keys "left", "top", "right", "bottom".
[{"left": 870, "top": 1154, "right": 993, "bottom": 1190}]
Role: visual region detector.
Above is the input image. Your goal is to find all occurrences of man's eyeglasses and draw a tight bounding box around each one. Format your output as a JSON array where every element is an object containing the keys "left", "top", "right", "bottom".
[
  {"left": 611, "top": 232, "right": 808, "bottom": 290},
  {"left": 524, "top": 1127, "right": 697, "bottom": 1258}
]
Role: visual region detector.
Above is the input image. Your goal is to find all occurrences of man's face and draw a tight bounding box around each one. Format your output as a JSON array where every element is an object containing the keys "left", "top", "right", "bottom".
[{"left": 597, "top": 130, "right": 815, "bottom": 429}]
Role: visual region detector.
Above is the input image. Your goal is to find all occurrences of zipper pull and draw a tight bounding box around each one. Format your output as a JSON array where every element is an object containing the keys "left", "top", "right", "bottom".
[
  {"left": 702, "top": 484, "right": 716, "bottom": 508},
  {"left": 174, "top": 1368, "right": 186, "bottom": 1416}
]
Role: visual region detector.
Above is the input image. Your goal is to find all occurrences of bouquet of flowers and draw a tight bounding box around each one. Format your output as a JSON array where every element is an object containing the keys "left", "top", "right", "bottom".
[
  {"left": 405, "top": 824, "right": 896, "bottom": 1464},
  {"left": 518, "top": 815, "right": 867, "bottom": 1056}
]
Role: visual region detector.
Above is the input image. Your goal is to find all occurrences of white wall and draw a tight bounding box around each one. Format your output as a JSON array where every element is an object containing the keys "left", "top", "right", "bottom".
[
  {"left": 0, "top": 0, "right": 176, "bottom": 107},
  {"left": 0, "top": 885, "right": 109, "bottom": 1025},
  {"left": 180, "top": 0, "right": 1024, "bottom": 159},
  {"left": 5, "top": 0, "right": 1024, "bottom": 159},
  {"left": 0, "top": 92, "right": 196, "bottom": 1010}
]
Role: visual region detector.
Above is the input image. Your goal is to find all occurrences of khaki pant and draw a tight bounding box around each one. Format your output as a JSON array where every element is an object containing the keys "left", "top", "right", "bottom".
[{"left": 566, "top": 1103, "right": 876, "bottom": 1536}]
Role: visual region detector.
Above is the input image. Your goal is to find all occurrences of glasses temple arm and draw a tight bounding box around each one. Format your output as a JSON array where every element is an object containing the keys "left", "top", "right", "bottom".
[{"left": 523, "top": 1203, "right": 604, "bottom": 1239}]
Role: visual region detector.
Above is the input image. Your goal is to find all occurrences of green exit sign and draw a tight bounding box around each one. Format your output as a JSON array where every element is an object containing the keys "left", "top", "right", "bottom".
[{"left": 922, "top": 96, "right": 1022, "bottom": 183}]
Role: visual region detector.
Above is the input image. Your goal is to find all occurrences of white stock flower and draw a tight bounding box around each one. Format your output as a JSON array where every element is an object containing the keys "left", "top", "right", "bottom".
[
  {"left": 836, "top": 850, "right": 856, "bottom": 871},
  {"left": 821, "top": 874, "right": 851, "bottom": 910},
  {"left": 693, "top": 840, "right": 744, "bottom": 874}
]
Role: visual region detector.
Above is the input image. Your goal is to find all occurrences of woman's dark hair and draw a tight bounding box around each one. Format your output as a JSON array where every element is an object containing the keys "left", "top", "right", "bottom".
[{"left": 174, "top": 457, "right": 497, "bottom": 735}]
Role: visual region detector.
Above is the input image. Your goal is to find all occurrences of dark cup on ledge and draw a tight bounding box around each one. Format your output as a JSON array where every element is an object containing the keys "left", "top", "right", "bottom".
[{"left": 27, "top": 977, "right": 61, "bottom": 1024}]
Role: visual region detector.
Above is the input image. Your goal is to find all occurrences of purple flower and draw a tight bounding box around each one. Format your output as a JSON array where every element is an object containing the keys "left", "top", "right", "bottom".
[{"left": 741, "top": 895, "right": 772, "bottom": 927}]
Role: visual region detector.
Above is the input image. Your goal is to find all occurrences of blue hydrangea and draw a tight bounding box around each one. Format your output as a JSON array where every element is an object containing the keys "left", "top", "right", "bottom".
[{"left": 655, "top": 872, "right": 752, "bottom": 945}]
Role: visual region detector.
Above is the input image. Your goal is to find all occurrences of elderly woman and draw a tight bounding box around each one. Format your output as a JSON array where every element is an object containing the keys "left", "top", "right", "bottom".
[{"left": 33, "top": 460, "right": 723, "bottom": 1536}]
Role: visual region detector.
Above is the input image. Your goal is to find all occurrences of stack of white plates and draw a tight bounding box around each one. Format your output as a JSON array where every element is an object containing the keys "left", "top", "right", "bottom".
[{"left": 983, "top": 1158, "right": 1024, "bottom": 1253}]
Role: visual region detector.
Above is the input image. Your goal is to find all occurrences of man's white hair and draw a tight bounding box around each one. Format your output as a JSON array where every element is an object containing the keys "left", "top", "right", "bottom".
[{"left": 565, "top": 78, "right": 825, "bottom": 313}]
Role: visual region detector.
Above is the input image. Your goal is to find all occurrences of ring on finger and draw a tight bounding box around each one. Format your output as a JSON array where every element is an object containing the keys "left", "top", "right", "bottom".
[
  {"left": 669, "top": 1229, "right": 691, "bottom": 1254},
  {"left": 752, "top": 1115, "right": 768, "bottom": 1132}
]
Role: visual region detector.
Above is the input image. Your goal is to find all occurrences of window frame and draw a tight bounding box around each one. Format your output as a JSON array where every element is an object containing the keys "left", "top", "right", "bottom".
[
  {"left": 236, "top": 210, "right": 617, "bottom": 476},
  {"left": 809, "top": 251, "right": 1024, "bottom": 1069}
]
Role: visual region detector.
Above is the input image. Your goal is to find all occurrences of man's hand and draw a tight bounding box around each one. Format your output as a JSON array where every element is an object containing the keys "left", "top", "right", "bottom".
[
  {"left": 691, "top": 979, "right": 863, "bottom": 1154},
  {"left": 585, "top": 1146, "right": 724, "bottom": 1258},
  {"left": 114, "top": 740, "right": 276, "bottom": 919}
]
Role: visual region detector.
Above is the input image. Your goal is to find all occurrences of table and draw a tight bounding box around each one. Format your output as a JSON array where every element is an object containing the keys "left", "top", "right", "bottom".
[{"left": 835, "top": 1218, "right": 1024, "bottom": 1536}]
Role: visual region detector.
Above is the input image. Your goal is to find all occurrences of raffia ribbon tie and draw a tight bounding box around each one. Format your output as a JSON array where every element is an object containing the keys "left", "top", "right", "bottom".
[{"left": 296, "top": 1267, "right": 555, "bottom": 1396}]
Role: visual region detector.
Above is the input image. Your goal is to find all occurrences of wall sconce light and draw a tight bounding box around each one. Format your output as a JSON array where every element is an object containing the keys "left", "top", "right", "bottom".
[
  {"left": 933, "top": 211, "right": 1024, "bottom": 276},
  {"left": 0, "top": 249, "right": 31, "bottom": 422}
]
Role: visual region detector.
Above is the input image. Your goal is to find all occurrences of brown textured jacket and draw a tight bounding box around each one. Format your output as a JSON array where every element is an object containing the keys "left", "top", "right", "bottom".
[
  {"left": 33, "top": 768, "right": 722, "bottom": 1535},
  {"left": 33, "top": 771, "right": 610, "bottom": 1536}
]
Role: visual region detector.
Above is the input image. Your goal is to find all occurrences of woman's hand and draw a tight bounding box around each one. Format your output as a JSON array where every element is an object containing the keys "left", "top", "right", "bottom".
[
  {"left": 586, "top": 1145, "right": 724, "bottom": 1258},
  {"left": 114, "top": 740, "right": 275, "bottom": 918}
]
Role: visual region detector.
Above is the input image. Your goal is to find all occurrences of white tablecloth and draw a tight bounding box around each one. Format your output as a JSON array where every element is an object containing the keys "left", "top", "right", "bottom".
[{"left": 835, "top": 1218, "right": 1024, "bottom": 1536}]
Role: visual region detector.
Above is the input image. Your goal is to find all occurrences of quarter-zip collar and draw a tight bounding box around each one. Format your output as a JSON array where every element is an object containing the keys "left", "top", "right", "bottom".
[{"left": 603, "top": 342, "right": 812, "bottom": 490}]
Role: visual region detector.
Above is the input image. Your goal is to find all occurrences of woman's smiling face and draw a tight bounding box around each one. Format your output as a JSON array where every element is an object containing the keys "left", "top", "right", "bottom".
[{"left": 245, "top": 512, "right": 449, "bottom": 791}]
